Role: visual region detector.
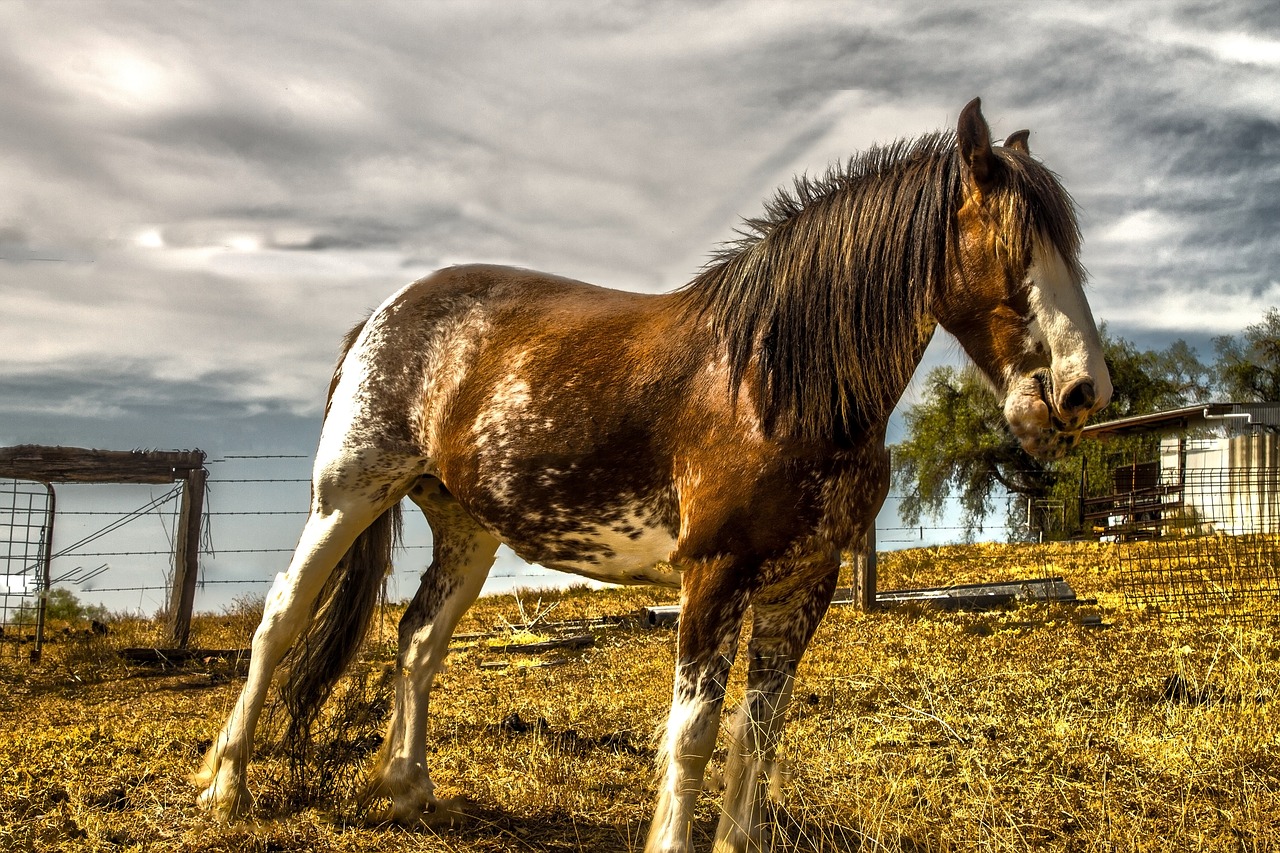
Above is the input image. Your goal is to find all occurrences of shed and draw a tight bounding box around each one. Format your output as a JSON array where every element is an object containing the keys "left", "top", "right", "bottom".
[{"left": 1081, "top": 403, "right": 1280, "bottom": 540}]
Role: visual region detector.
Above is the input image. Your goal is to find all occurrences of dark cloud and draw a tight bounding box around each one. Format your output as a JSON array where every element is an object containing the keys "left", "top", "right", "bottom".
[
  {"left": 0, "top": 1, "right": 1277, "bottom": 605},
  {"left": 0, "top": 227, "right": 80, "bottom": 263},
  {"left": 0, "top": 363, "right": 321, "bottom": 452},
  {"left": 138, "top": 111, "right": 349, "bottom": 176}
]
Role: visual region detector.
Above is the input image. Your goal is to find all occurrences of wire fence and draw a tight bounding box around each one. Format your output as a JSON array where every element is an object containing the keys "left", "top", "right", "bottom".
[
  {"left": 1103, "top": 465, "right": 1280, "bottom": 619},
  {"left": 9, "top": 444, "right": 1280, "bottom": 660},
  {"left": 13, "top": 455, "right": 1279, "bottom": 648},
  {"left": 2, "top": 453, "right": 630, "bottom": 632},
  {"left": 0, "top": 453, "right": 1036, "bottom": 652}
]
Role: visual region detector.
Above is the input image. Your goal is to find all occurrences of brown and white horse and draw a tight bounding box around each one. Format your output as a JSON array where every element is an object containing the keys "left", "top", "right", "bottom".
[{"left": 195, "top": 99, "right": 1110, "bottom": 852}]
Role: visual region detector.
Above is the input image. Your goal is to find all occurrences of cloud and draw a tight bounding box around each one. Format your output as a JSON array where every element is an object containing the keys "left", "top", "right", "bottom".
[
  {"left": 3, "top": 0, "right": 1278, "bottom": 611},
  {"left": 0, "top": 6, "right": 1275, "bottom": 420}
]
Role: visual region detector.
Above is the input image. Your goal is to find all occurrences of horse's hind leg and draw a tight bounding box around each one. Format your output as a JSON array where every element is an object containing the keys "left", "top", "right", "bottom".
[
  {"left": 363, "top": 478, "right": 498, "bottom": 824},
  {"left": 194, "top": 455, "right": 412, "bottom": 817},
  {"left": 714, "top": 563, "right": 839, "bottom": 853}
]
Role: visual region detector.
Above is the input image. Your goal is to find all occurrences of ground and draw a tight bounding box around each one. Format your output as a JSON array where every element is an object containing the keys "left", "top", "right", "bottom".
[{"left": 2, "top": 542, "right": 1278, "bottom": 852}]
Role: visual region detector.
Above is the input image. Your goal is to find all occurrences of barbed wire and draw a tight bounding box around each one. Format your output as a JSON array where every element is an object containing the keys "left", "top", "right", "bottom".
[
  {"left": 83, "top": 568, "right": 548, "bottom": 594},
  {"left": 4, "top": 454, "right": 1030, "bottom": 615},
  {"left": 208, "top": 478, "right": 311, "bottom": 484},
  {"left": 214, "top": 454, "right": 310, "bottom": 460},
  {"left": 57, "top": 509, "right": 308, "bottom": 517}
]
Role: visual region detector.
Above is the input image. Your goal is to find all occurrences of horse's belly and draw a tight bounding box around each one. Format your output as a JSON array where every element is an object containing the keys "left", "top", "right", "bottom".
[{"left": 500, "top": 510, "right": 682, "bottom": 587}]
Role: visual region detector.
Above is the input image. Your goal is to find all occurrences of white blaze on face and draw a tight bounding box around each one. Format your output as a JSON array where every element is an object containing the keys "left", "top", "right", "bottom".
[
  {"left": 1000, "top": 237, "right": 1113, "bottom": 458},
  {"left": 1018, "top": 238, "right": 1112, "bottom": 419}
]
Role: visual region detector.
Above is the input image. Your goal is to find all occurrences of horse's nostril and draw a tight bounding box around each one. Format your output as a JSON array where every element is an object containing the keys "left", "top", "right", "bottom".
[{"left": 1062, "top": 380, "right": 1096, "bottom": 414}]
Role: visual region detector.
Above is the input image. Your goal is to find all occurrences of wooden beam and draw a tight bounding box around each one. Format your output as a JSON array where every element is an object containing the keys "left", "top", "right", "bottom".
[
  {"left": 642, "top": 605, "right": 680, "bottom": 627},
  {"left": 0, "top": 445, "right": 205, "bottom": 484},
  {"left": 873, "top": 576, "right": 1078, "bottom": 610},
  {"left": 490, "top": 634, "right": 595, "bottom": 654},
  {"left": 120, "top": 647, "right": 249, "bottom": 665}
]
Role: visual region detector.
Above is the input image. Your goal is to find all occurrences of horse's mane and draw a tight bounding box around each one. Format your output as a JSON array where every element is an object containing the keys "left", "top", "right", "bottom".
[{"left": 679, "top": 130, "right": 1082, "bottom": 443}]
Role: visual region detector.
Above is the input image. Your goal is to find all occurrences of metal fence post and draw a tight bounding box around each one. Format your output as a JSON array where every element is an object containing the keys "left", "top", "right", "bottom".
[{"left": 31, "top": 482, "right": 55, "bottom": 663}]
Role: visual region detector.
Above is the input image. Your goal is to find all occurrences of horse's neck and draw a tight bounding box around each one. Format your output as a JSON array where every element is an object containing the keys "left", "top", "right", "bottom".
[
  {"left": 678, "top": 204, "right": 945, "bottom": 444},
  {"left": 847, "top": 315, "right": 938, "bottom": 441},
  {"left": 707, "top": 306, "right": 938, "bottom": 449}
]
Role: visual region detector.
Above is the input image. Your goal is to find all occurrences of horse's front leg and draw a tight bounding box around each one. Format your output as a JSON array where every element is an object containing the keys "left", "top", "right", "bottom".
[
  {"left": 646, "top": 559, "right": 750, "bottom": 853},
  {"left": 714, "top": 563, "right": 839, "bottom": 853}
]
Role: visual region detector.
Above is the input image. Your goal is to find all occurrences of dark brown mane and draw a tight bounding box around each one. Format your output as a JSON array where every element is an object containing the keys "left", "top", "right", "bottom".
[{"left": 680, "top": 131, "right": 1083, "bottom": 443}]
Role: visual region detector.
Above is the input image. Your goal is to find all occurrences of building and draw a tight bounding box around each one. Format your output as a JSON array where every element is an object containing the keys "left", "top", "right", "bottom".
[{"left": 1082, "top": 403, "right": 1280, "bottom": 539}]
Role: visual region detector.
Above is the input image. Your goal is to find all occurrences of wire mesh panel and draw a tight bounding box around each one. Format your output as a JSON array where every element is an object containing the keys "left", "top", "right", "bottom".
[
  {"left": 1, "top": 478, "right": 53, "bottom": 654},
  {"left": 1114, "top": 466, "right": 1280, "bottom": 619}
]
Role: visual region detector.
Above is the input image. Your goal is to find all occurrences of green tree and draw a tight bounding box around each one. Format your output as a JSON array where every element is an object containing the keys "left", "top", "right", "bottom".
[
  {"left": 11, "top": 587, "right": 110, "bottom": 626},
  {"left": 1214, "top": 308, "right": 1280, "bottom": 402},
  {"left": 1096, "top": 330, "right": 1211, "bottom": 417},
  {"left": 892, "top": 365, "right": 1054, "bottom": 536},
  {"left": 892, "top": 329, "right": 1210, "bottom": 539}
]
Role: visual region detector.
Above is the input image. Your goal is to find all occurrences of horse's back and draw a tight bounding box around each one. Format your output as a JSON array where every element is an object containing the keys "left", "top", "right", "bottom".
[
  {"left": 324, "top": 265, "right": 705, "bottom": 581},
  {"left": 394, "top": 263, "right": 659, "bottom": 324},
  {"left": 336, "top": 263, "right": 678, "bottom": 435}
]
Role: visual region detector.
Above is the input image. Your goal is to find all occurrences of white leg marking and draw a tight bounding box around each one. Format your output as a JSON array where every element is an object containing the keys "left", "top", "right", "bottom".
[
  {"left": 714, "top": 663, "right": 797, "bottom": 853},
  {"left": 648, "top": 688, "right": 725, "bottom": 853},
  {"left": 367, "top": 523, "right": 499, "bottom": 823},
  {"left": 194, "top": 504, "right": 378, "bottom": 816}
]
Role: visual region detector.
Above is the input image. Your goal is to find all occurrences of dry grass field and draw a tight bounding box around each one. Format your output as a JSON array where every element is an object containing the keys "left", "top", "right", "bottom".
[{"left": 2, "top": 541, "right": 1278, "bottom": 852}]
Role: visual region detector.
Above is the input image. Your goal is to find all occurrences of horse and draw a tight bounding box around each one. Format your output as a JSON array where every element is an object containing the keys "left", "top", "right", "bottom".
[{"left": 194, "top": 98, "right": 1111, "bottom": 852}]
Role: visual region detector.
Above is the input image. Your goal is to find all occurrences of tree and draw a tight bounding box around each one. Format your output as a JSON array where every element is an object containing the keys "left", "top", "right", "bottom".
[
  {"left": 892, "top": 365, "right": 1058, "bottom": 537},
  {"left": 1095, "top": 329, "right": 1211, "bottom": 417},
  {"left": 1214, "top": 308, "right": 1280, "bottom": 402},
  {"left": 892, "top": 329, "right": 1210, "bottom": 538},
  {"left": 11, "top": 587, "right": 110, "bottom": 626}
]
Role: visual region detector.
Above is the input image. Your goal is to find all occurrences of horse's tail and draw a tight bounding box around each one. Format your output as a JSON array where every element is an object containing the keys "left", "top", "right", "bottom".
[{"left": 280, "top": 317, "right": 404, "bottom": 748}]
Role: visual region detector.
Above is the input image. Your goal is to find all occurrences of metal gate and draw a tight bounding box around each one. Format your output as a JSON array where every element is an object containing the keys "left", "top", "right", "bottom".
[{"left": 1, "top": 478, "right": 54, "bottom": 660}]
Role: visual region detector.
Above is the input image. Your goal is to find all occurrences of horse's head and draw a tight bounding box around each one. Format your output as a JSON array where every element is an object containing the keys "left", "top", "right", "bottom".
[{"left": 933, "top": 98, "right": 1111, "bottom": 459}]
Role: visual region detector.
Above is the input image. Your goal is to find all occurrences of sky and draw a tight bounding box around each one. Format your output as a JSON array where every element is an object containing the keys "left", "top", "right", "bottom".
[{"left": 2, "top": 1, "right": 1278, "bottom": 615}]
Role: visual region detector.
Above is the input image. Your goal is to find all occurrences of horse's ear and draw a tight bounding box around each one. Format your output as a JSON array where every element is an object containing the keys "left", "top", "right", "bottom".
[
  {"left": 957, "top": 97, "right": 998, "bottom": 190},
  {"left": 1004, "top": 129, "right": 1031, "bottom": 154}
]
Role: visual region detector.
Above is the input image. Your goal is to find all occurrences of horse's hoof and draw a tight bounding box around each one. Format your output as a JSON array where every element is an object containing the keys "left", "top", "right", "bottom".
[
  {"left": 365, "top": 795, "right": 466, "bottom": 828},
  {"left": 195, "top": 780, "right": 252, "bottom": 820},
  {"left": 418, "top": 796, "right": 467, "bottom": 828},
  {"left": 364, "top": 801, "right": 427, "bottom": 826}
]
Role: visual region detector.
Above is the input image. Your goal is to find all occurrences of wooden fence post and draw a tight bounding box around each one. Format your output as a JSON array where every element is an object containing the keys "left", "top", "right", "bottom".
[
  {"left": 852, "top": 446, "right": 888, "bottom": 611},
  {"left": 852, "top": 524, "right": 878, "bottom": 610},
  {"left": 168, "top": 466, "right": 206, "bottom": 648}
]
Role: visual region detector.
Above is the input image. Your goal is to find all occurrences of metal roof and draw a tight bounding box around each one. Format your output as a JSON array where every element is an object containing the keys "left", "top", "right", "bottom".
[{"left": 1082, "top": 402, "right": 1280, "bottom": 440}]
